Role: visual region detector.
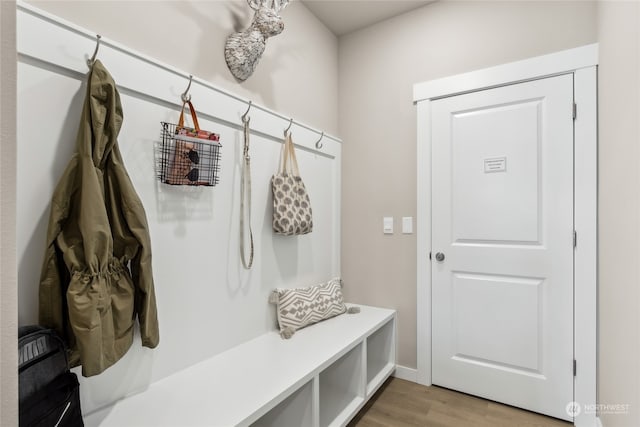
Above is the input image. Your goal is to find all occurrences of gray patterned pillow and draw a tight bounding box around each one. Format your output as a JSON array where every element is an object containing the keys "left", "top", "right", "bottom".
[{"left": 270, "top": 278, "right": 347, "bottom": 339}]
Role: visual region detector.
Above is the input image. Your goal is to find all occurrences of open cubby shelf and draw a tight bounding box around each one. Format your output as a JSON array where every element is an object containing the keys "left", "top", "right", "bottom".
[
  {"left": 84, "top": 305, "right": 396, "bottom": 427},
  {"left": 319, "top": 343, "right": 364, "bottom": 426},
  {"left": 366, "top": 318, "right": 396, "bottom": 396},
  {"left": 250, "top": 380, "right": 314, "bottom": 427}
]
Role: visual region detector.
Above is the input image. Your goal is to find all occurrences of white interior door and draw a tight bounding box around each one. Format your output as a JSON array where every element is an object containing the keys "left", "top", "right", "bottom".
[{"left": 431, "top": 74, "right": 574, "bottom": 421}]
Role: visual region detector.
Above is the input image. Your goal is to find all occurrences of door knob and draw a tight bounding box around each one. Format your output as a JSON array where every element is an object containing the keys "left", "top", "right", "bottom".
[{"left": 435, "top": 252, "right": 445, "bottom": 262}]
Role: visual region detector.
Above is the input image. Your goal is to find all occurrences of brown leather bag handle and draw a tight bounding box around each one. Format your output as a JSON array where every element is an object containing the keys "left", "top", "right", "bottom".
[{"left": 178, "top": 100, "right": 200, "bottom": 130}]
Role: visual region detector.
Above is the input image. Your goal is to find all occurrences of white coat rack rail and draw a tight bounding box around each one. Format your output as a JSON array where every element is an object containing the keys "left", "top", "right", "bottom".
[{"left": 16, "top": 2, "right": 341, "bottom": 158}]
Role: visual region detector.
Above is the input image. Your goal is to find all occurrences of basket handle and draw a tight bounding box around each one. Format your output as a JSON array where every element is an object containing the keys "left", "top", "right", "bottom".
[{"left": 178, "top": 100, "right": 200, "bottom": 131}]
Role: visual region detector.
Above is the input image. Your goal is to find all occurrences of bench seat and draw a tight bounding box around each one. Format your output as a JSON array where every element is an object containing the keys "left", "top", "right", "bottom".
[{"left": 84, "top": 304, "right": 396, "bottom": 427}]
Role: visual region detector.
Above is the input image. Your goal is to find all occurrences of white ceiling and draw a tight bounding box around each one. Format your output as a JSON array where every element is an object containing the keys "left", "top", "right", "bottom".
[{"left": 301, "top": 0, "right": 434, "bottom": 36}]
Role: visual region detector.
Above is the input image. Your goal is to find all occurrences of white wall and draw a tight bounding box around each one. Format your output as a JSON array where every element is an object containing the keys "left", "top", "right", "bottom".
[
  {"left": 338, "top": 1, "right": 597, "bottom": 369},
  {"left": 28, "top": 0, "right": 338, "bottom": 136},
  {"left": 17, "top": 1, "right": 339, "bottom": 329},
  {"left": 597, "top": 2, "right": 640, "bottom": 426},
  {"left": 13, "top": 0, "right": 341, "bottom": 421},
  {"left": 0, "top": 1, "right": 18, "bottom": 426}
]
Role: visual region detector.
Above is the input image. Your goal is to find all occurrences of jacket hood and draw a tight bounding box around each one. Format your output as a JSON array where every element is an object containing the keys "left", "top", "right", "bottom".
[{"left": 80, "top": 60, "right": 123, "bottom": 169}]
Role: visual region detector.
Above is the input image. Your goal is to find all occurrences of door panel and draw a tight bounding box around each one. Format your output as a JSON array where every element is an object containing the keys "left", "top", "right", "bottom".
[
  {"left": 452, "top": 272, "right": 543, "bottom": 374},
  {"left": 432, "top": 74, "right": 574, "bottom": 421},
  {"left": 452, "top": 99, "right": 542, "bottom": 244}
]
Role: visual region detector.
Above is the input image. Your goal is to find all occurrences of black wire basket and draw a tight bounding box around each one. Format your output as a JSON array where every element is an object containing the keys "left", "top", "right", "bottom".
[{"left": 157, "top": 122, "right": 221, "bottom": 186}]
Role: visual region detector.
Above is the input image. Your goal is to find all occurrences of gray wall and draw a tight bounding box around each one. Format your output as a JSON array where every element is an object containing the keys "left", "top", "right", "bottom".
[
  {"left": 597, "top": 1, "right": 640, "bottom": 426},
  {"left": 0, "top": 1, "right": 18, "bottom": 425},
  {"left": 338, "top": 0, "right": 598, "bottom": 369}
]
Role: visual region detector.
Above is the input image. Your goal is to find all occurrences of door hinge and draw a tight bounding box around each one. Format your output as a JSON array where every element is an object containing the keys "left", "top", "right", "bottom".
[
  {"left": 573, "top": 103, "right": 577, "bottom": 120},
  {"left": 573, "top": 359, "right": 577, "bottom": 376},
  {"left": 573, "top": 230, "right": 577, "bottom": 248}
]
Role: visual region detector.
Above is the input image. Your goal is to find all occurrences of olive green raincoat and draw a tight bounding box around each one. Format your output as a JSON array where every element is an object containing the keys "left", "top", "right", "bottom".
[{"left": 39, "top": 60, "right": 159, "bottom": 377}]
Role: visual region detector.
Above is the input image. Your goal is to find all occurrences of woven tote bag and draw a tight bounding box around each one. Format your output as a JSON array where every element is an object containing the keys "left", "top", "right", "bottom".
[{"left": 271, "top": 131, "right": 313, "bottom": 235}]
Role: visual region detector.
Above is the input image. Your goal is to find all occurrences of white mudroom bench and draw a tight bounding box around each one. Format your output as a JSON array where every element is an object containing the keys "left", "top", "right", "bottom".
[{"left": 84, "top": 305, "right": 397, "bottom": 427}]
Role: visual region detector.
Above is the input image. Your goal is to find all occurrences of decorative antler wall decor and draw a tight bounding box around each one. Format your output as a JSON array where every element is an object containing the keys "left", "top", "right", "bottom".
[{"left": 225, "top": 0, "right": 289, "bottom": 82}]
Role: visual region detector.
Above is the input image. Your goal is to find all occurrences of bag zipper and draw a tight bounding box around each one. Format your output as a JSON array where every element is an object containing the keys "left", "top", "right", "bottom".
[{"left": 53, "top": 401, "right": 71, "bottom": 427}]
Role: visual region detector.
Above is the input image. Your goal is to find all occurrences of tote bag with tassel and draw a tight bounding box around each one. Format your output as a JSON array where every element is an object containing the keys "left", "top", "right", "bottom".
[{"left": 271, "top": 131, "right": 313, "bottom": 235}]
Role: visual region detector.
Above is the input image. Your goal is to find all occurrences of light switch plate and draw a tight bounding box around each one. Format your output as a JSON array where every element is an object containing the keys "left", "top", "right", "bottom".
[
  {"left": 383, "top": 217, "right": 394, "bottom": 234},
  {"left": 402, "top": 217, "right": 413, "bottom": 234}
]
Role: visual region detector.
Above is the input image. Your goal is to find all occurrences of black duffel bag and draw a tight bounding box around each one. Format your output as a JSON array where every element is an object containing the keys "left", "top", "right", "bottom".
[{"left": 18, "top": 326, "right": 83, "bottom": 427}]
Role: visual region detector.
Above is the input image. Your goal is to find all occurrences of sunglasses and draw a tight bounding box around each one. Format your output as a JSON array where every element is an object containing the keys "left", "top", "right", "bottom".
[
  {"left": 182, "top": 149, "right": 200, "bottom": 182},
  {"left": 182, "top": 149, "right": 200, "bottom": 164}
]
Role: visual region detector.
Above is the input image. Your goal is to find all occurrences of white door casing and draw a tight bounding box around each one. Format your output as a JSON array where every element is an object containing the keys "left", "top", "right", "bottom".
[
  {"left": 414, "top": 44, "right": 598, "bottom": 427},
  {"left": 431, "top": 74, "right": 574, "bottom": 421}
]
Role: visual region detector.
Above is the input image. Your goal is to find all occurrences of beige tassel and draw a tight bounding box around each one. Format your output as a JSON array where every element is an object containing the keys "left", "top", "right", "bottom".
[
  {"left": 280, "top": 326, "right": 296, "bottom": 339},
  {"left": 268, "top": 291, "right": 279, "bottom": 304},
  {"left": 347, "top": 306, "right": 360, "bottom": 314}
]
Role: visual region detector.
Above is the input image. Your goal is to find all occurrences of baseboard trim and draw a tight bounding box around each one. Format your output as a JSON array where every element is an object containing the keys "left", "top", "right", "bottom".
[{"left": 393, "top": 365, "right": 418, "bottom": 383}]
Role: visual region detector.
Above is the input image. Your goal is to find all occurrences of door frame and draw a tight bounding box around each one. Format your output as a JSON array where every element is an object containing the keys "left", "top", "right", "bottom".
[{"left": 414, "top": 44, "right": 598, "bottom": 427}]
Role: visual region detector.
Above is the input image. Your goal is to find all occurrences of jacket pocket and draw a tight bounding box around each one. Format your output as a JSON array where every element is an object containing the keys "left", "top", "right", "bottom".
[
  {"left": 110, "top": 269, "right": 135, "bottom": 339},
  {"left": 67, "top": 273, "right": 105, "bottom": 332}
]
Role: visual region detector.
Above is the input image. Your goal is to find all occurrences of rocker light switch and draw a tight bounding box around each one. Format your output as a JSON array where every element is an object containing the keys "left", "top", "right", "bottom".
[
  {"left": 383, "top": 217, "right": 394, "bottom": 234},
  {"left": 402, "top": 217, "right": 413, "bottom": 234}
]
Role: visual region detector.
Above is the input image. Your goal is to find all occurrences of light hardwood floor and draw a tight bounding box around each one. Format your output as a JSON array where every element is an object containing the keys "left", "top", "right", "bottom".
[{"left": 348, "top": 378, "right": 572, "bottom": 427}]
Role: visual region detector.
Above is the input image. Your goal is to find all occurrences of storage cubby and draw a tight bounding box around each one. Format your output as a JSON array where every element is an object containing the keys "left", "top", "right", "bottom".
[
  {"left": 366, "top": 318, "right": 396, "bottom": 395},
  {"left": 319, "top": 344, "right": 364, "bottom": 426},
  {"left": 251, "top": 381, "right": 314, "bottom": 427}
]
